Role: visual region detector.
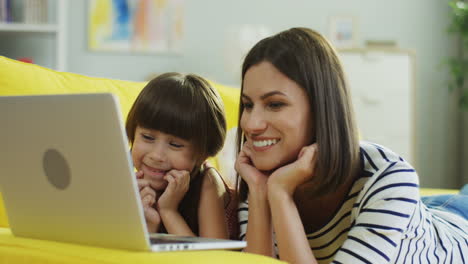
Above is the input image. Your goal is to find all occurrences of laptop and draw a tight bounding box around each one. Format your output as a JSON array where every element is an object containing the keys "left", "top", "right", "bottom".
[{"left": 0, "top": 93, "right": 246, "bottom": 252}]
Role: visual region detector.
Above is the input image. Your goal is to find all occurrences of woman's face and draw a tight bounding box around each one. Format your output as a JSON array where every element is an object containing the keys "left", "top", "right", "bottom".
[
  {"left": 131, "top": 126, "right": 197, "bottom": 191},
  {"left": 241, "top": 61, "right": 314, "bottom": 172}
]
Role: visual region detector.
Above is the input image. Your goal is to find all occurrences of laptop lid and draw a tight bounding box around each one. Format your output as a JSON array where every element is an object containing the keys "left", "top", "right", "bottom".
[
  {"left": 0, "top": 93, "right": 246, "bottom": 252},
  {"left": 0, "top": 93, "right": 152, "bottom": 251}
]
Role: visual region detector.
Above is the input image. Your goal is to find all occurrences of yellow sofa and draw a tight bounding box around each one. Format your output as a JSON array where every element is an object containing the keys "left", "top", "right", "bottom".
[
  {"left": 0, "top": 56, "right": 285, "bottom": 264},
  {"left": 0, "top": 56, "right": 459, "bottom": 264}
]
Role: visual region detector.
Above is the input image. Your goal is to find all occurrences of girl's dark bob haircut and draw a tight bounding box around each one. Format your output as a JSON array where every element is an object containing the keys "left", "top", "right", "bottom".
[
  {"left": 126, "top": 72, "right": 227, "bottom": 235},
  {"left": 126, "top": 72, "right": 227, "bottom": 164}
]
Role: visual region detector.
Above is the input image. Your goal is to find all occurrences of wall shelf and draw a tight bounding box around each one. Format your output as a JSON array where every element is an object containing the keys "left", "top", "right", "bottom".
[
  {"left": 0, "top": 0, "right": 67, "bottom": 71},
  {"left": 0, "top": 23, "right": 58, "bottom": 33}
]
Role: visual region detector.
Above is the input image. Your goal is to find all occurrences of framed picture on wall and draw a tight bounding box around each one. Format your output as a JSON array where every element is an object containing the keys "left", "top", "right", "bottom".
[
  {"left": 88, "top": 0, "right": 185, "bottom": 54},
  {"left": 328, "top": 15, "right": 358, "bottom": 49}
]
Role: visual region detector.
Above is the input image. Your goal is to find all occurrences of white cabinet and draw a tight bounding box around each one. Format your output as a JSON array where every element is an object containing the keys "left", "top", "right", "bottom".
[
  {"left": 0, "top": 0, "right": 67, "bottom": 71},
  {"left": 339, "top": 49, "right": 416, "bottom": 165}
]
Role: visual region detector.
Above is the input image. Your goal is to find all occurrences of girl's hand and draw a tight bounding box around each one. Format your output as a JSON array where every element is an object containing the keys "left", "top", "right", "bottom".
[
  {"left": 157, "top": 170, "right": 190, "bottom": 212},
  {"left": 235, "top": 141, "right": 269, "bottom": 191},
  {"left": 268, "top": 144, "right": 318, "bottom": 196},
  {"left": 136, "top": 171, "right": 160, "bottom": 232}
]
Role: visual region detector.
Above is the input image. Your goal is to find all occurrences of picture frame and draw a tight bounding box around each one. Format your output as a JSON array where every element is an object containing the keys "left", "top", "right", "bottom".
[
  {"left": 328, "top": 15, "right": 358, "bottom": 49},
  {"left": 88, "top": 0, "right": 184, "bottom": 54}
]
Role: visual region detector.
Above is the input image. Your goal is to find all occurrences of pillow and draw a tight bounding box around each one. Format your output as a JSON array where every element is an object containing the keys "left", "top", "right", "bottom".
[
  {"left": 0, "top": 56, "right": 144, "bottom": 119},
  {"left": 0, "top": 56, "right": 239, "bottom": 132}
]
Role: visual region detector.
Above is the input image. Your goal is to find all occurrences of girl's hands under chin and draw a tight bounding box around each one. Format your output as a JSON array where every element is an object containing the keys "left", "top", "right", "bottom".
[
  {"left": 235, "top": 141, "right": 269, "bottom": 190},
  {"left": 136, "top": 171, "right": 160, "bottom": 232},
  {"left": 268, "top": 143, "right": 318, "bottom": 196},
  {"left": 157, "top": 169, "right": 190, "bottom": 212}
]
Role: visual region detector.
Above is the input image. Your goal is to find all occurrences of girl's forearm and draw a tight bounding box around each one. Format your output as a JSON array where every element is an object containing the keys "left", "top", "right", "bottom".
[
  {"left": 147, "top": 220, "right": 160, "bottom": 233},
  {"left": 268, "top": 185, "right": 316, "bottom": 264},
  {"left": 244, "top": 188, "right": 275, "bottom": 257},
  {"left": 159, "top": 209, "right": 196, "bottom": 237}
]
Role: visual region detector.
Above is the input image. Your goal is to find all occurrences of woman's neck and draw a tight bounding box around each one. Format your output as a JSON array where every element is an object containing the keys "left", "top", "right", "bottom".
[{"left": 293, "top": 169, "right": 358, "bottom": 234}]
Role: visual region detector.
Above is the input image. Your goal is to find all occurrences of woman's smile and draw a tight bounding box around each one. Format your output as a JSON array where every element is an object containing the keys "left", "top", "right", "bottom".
[{"left": 251, "top": 138, "right": 280, "bottom": 152}]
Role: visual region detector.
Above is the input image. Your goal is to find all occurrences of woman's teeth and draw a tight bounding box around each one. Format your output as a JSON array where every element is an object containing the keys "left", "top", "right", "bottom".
[{"left": 253, "top": 139, "right": 278, "bottom": 147}]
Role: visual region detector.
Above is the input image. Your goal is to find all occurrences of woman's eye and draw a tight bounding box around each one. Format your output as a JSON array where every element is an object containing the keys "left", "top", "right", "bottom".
[
  {"left": 268, "top": 101, "right": 285, "bottom": 110},
  {"left": 242, "top": 102, "right": 253, "bottom": 110}
]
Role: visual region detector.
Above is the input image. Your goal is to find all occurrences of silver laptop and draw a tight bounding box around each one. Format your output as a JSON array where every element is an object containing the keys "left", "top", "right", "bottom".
[{"left": 0, "top": 93, "right": 246, "bottom": 252}]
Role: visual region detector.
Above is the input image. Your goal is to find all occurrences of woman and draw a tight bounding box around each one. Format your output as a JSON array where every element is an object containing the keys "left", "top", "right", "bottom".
[{"left": 235, "top": 27, "right": 467, "bottom": 264}]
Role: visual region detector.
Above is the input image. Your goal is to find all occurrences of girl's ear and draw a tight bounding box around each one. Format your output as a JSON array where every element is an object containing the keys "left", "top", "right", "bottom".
[
  {"left": 189, "top": 155, "right": 202, "bottom": 172},
  {"left": 195, "top": 157, "right": 207, "bottom": 170}
]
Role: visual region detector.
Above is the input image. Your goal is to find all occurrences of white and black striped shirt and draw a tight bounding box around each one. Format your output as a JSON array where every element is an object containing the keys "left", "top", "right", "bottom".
[{"left": 238, "top": 141, "right": 468, "bottom": 263}]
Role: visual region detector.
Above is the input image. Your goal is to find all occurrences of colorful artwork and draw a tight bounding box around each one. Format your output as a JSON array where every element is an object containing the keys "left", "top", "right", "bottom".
[
  {"left": 88, "top": 0, "right": 184, "bottom": 53},
  {"left": 328, "top": 15, "right": 357, "bottom": 49}
]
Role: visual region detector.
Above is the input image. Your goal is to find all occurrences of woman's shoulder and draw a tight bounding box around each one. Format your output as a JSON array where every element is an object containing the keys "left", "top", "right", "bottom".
[
  {"left": 356, "top": 141, "right": 420, "bottom": 204},
  {"left": 359, "top": 141, "right": 415, "bottom": 173}
]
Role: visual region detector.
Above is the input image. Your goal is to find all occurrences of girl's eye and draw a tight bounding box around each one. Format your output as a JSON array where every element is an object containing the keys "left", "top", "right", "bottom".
[
  {"left": 268, "top": 101, "right": 285, "bottom": 110},
  {"left": 141, "top": 134, "right": 154, "bottom": 141},
  {"left": 170, "top": 142, "right": 184, "bottom": 148}
]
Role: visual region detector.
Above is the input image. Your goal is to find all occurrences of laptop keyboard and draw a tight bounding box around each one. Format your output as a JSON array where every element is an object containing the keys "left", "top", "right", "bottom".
[{"left": 150, "top": 237, "right": 193, "bottom": 244}]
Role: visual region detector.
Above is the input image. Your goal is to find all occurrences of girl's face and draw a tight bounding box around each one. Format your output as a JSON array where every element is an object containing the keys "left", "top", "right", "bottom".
[
  {"left": 241, "top": 61, "right": 314, "bottom": 172},
  {"left": 131, "top": 126, "right": 197, "bottom": 191}
]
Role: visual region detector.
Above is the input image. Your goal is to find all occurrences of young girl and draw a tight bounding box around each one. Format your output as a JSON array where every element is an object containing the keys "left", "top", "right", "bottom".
[
  {"left": 126, "top": 72, "right": 233, "bottom": 239},
  {"left": 235, "top": 28, "right": 468, "bottom": 263}
]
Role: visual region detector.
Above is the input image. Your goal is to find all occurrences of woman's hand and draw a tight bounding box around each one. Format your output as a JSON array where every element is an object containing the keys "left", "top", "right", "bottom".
[
  {"left": 157, "top": 169, "right": 190, "bottom": 213},
  {"left": 235, "top": 141, "right": 269, "bottom": 190},
  {"left": 268, "top": 144, "right": 318, "bottom": 196},
  {"left": 136, "top": 171, "right": 160, "bottom": 233}
]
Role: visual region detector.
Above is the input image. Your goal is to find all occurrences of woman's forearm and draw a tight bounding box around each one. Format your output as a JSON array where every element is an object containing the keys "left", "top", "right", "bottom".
[
  {"left": 268, "top": 185, "right": 316, "bottom": 264},
  {"left": 244, "top": 187, "right": 275, "bottom": 257}
]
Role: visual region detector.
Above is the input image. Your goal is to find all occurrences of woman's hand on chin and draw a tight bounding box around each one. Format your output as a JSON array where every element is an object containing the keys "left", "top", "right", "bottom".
[
  {"left": 235, "top": 141, "right": 269, "bottom": 191},
  {"left": 268, "top": 144, "right": 318, "bottom": 196}
]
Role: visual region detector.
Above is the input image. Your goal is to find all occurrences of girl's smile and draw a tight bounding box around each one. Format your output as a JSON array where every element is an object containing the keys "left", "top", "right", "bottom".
[
  {"left": 131, "top": 127, "right": 196, "bottom": 191},
  {"left": 141, "top": 163, "right": 168, "bottom": 180}
]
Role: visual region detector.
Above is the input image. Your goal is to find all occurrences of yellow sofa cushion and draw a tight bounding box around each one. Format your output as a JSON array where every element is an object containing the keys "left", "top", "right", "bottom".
[
  {"left": 0, "top": 228, "right": 284, "bottom": 264},
  {"left": 419, "top": 188, "right": 458, "bottom": 196},
  {"left": 0, "top": 194, "right": 7, "bottom": 228}
]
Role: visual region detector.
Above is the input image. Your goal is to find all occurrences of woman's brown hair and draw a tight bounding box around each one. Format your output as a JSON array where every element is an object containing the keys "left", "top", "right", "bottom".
[
  {"left": 126, "top": 72, "right": 227, "bottom": 234},
  {"left": 237, "top": 27, "right": 360, "bottom": 201}
]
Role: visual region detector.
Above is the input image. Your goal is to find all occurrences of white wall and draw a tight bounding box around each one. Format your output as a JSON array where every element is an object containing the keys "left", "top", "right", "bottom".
[{"left": 38, "top": 1, "right": 468, "bottom": 188}]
